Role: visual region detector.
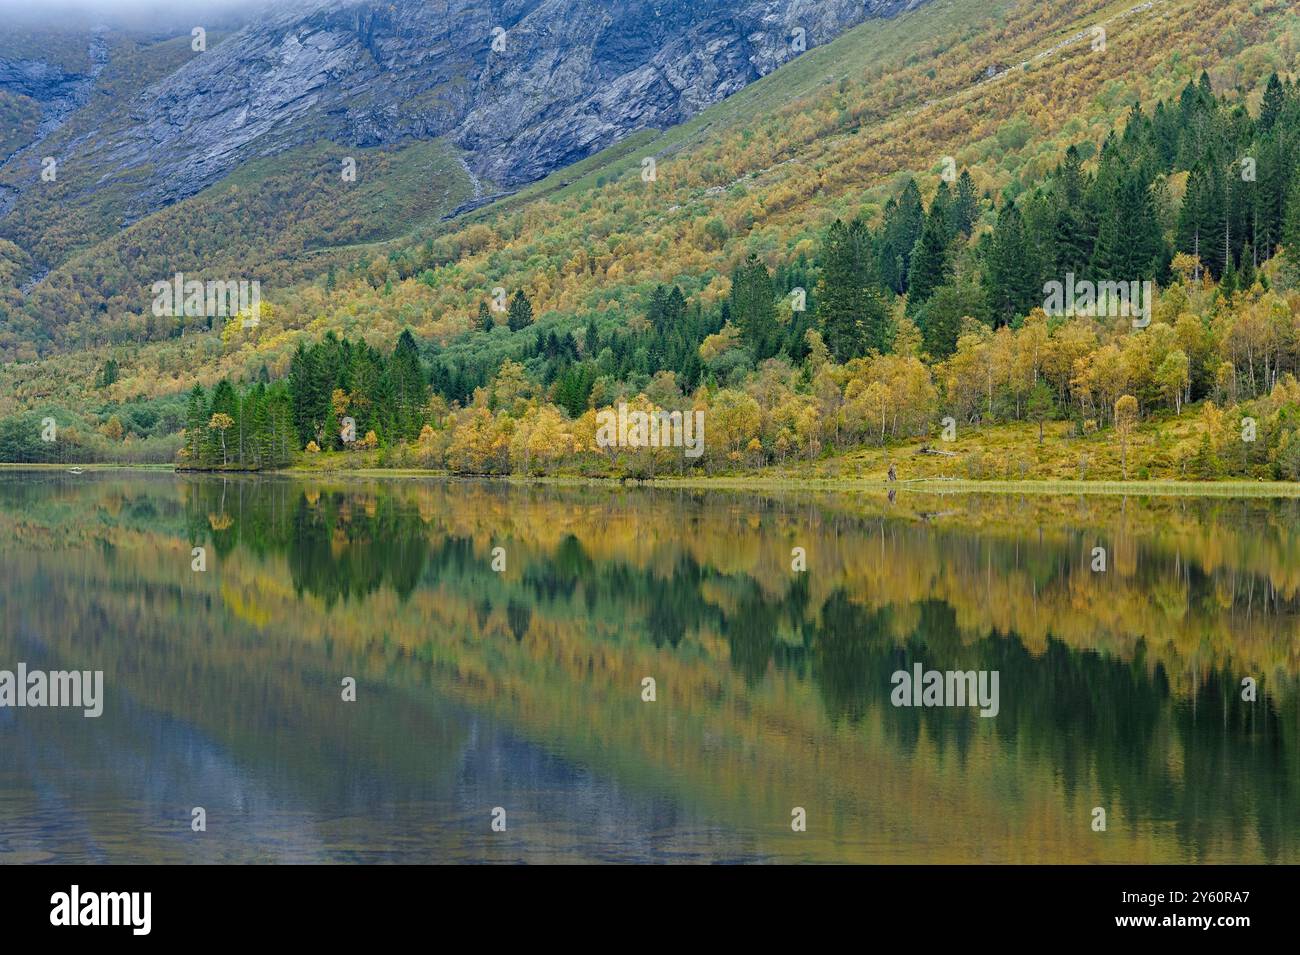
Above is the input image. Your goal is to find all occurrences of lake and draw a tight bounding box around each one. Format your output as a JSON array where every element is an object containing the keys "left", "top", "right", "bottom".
[{"left": 1, "top": 470, "right": 1297, "bottom": 863}]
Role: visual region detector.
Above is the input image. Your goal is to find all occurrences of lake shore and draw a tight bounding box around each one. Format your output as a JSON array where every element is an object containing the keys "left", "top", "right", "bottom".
[{"left": 7, "top": 461, "right": 1300, "bottom": 497}]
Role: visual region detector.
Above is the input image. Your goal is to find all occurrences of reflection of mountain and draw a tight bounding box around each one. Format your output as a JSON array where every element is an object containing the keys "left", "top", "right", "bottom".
[{"left": 3, "top": 472, "right": 1300, "bottom": 861}]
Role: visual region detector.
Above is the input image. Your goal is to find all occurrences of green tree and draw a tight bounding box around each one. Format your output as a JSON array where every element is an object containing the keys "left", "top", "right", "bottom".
[
  {"left": 507, "top": 291, "right": 534, "bottom": 332},
  {"left": 730, "top": 254, "right": 779, "bottom": 360},
  {"left": 1027, "top": 379, "right": 1056, "bottom": 443},
  {"left": 907, "top": 205, "right": 951, "bottom": 313}
]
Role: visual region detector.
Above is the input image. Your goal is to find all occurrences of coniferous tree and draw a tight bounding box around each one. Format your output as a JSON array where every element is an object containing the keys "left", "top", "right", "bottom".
[
  {"left": 907, "top": 205, "right": 951, "bottom": 313},
  {"left": 1177, "top": 163, "right": 1212, "bottom": 279},
  {"left": 953, "top": 170, "right": 979, "bottom": 237},
  {"left": 915, "top": 283, "right": 973, "bottom": 360},
  {"left": 391, "top": 329, "right": 429, "bottom": 441},
  {"left": 730, "top": 254, "right": 779, "bottom": 360},
  {"left": 1283, "top": 171, "right": 1300, "bottom": 258},
  {"left": 507, "top": 291, "right": 534, "bottom": 332},
  {"left": 984, "top": 202, "right": 1040, "bottom": 325},
  {"left": 1260, "top": 73, "right": 1285, "bottom": 132},
  {"left": 883, "top": 178, "right": 925, "bottom": 291},
  {"left": 184, "top": 385, "right": 207, "bottom": 466},
  {"left": 817, "top": 218, "right": 888, "bottom": 360}
]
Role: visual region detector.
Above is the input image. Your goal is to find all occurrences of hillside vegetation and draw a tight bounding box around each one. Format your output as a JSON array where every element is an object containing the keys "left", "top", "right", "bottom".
[{"left": 3, "top": 0, "right": 1300, "bottom": 485}]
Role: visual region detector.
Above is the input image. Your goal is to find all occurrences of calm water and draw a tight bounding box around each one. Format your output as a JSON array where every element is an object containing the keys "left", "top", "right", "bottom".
[{"left": 0, "top": 471, "right": 1297, "bottom": 863}]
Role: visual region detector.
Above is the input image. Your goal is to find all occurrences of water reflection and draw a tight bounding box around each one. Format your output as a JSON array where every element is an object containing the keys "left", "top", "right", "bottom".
[{"left": 0, "top": 472, "right": 1297, "bottom": 862}]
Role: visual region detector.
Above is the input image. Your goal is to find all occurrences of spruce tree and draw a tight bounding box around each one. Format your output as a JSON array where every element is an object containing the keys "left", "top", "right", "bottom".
[
  {"left": 883, "top": 179, "right": 925, "bottom": 291},
  {"left": 730, "top": 254, "right": 779, "bottom": 360},
  {"left": 907, "top": 205, "right": 951, "bottom": 313},
  {"left": 1260, "top": 73, "right": 1285, "bottom": 132},
  {"left": 184, "top": 385, "right": 207, "bottom": 466},
  {"left": 817, "top": 218, "right": 887, "bottom": 360},
  {"left": 953, "top": 170, "right": 979, "bottom": 237},
  {"left": 506, "top": 291, "right": 534, "bottom": 331},
  {"left": 1177, "top": 163, "right": 1212, "bottom": 279},
  {"left": 984, "top": 202, "right": 1039, "bottom": 325}
]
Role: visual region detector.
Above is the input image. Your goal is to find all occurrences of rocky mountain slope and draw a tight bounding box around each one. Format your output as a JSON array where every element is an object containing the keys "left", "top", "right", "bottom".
[
  {"left": 0, "top": 0, "right": 926, "bottom": 259},
  {"left": 117, "top": 0, "right": 927, "bottom": 204}
]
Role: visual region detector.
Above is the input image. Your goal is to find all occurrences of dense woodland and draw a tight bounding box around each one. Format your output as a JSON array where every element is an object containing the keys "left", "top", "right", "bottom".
[
  {"left": 7, "top": 53, "right": 1300, "bottom": 479},
  {"left": 123, "top": 72, "right": 1300, "bottom": 480}
]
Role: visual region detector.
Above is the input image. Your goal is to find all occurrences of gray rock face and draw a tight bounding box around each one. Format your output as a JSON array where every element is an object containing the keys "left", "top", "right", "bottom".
[
  {"left": 9, "top": 0, "right": 929, "bottom": 221},
  {"left": 0, "top": 34, "right": 108, "bottom": 217}
]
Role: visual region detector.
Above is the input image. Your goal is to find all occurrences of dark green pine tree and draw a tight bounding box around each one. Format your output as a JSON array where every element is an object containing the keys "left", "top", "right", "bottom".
[
  {"left": 906, "top": 204, "right": 951, "bottom": 313},
  {"left": 476, "top": 301, "right": 493, "bottom": 332},
  {"left": 953, "top": 169, "right": 980, "bottom": 237},
  {"left": 730, "top": 254, "right": 779, "bottom": 360},
  {"left": 582, "top": 317, "right": 601, "bottom": 358},
  {"left": 184, "top": 384, "right": 208, "bottom": 466},
  {"left": 816, "top": 218, "right": 888, "bottom": 361},
  {"left": 391, "top": 329, "right": 429, "bottom": 441},
  {"left": 1121, "top": 101, "right": 1148, "bottom": 148},
  {"left": 1197, "top": 70, "right": 1214, "bottom": 104},
  {"left": 1260, "top": 72, "right": 1285, "bottom": 132},
  {"left": 270, "top": 386, "right": 296, "bottom": 466},
  {"left": 1057, "top": 145, "right": 1087, "bottom": 208},
  {"left": 289, "top": 341, "right": 330, "bottom": 447},
  {"left": 1021, "top": 191, "right": 1058, "bottom": 285},
  {"left": 883, "top": 178, "right": 925, "bottom": 291},
  {"left": 664, "top": 285, "right": 687, "bottom": 331},
  {"left": 1204, "top": 160, "right": 1235, "bottom": 278},
  {"left": 1220, "top": 251, "right": 1239, "bottom": 297},
  {"left": 929, "top": 180, "right": 955, "bottom": 241},
  {"left": 1239, "top": 243, "right": 1256, "bottom": 289},
  {"left": 1256, "top": 136, "right": 1289, "bottom": 259},
  {"left": 247, "top": 383, "right": 269, "bottom": 469},
  {"left": 1176, "top": 163, "right": 1213, "bottom": 278},
  {"left": 1150, "top": 100, "right": 1180, "bottom": 169},
  {"left": 1091, "top": 167, "right": 1162, "bottom": 281},
  {"left": 983, "top": 201, "right": 1039, "bottom": 326},
  {"left": 506, "top": 290, "right": 534, "bottom": 331},
  {"left": 915, "top": 284, "right": 969, "bottom": 360},
  {"left": 553, "top": 364, "right": 596, "bottom": 418},
  {"left": 1053, "top": 146, "right": 1092, "bottom": 273},
  {"left": 1054, "top": 204, "right": 1090, "bottom": 276}
]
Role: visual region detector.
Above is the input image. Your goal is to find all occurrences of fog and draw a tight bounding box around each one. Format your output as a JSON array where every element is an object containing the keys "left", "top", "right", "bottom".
[{"left": 0, "top": 0, "right": 298, "bottom": 31}]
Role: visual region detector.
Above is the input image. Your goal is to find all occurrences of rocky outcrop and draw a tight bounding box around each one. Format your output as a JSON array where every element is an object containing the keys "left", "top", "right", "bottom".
[
  {"left": 69, "top": 0, "right": 926, "bottom": 220},
  {"left": 0, "top": 1, "right": 929, "bottom": 229},
  {"left": 0, "top": 33, "right": 108, "bottom": 215}
]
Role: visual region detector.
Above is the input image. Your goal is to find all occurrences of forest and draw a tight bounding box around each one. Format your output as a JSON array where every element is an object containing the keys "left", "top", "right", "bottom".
[{"left": 6, "top": 69, "right": 1300, "bottom": 481}]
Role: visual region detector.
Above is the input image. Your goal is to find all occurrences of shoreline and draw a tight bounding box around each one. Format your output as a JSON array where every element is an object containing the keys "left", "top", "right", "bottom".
[{"left": 6, "top": 462, "right": 1300, "bottom": 497}]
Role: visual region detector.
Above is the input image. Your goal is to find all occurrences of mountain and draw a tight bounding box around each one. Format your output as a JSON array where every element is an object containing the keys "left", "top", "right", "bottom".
[
  {"left": 114, "top": 0, "right": 926, "bottom": 205},
  {"left": 0, "top": 0, "right": 926, "bottom": 324}
]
